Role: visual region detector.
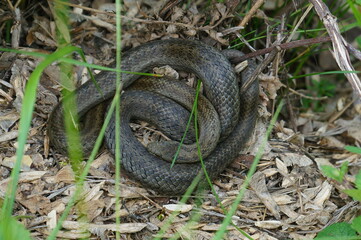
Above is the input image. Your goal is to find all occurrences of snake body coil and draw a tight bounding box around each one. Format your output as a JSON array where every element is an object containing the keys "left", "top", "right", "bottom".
[{"left": 48, "top": 39, "right": 258, "bottom": 194}]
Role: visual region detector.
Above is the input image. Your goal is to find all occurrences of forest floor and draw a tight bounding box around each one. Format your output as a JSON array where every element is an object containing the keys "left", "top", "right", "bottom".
[{"left": 0, "top": 0, "right": 361, "bottom": 239}]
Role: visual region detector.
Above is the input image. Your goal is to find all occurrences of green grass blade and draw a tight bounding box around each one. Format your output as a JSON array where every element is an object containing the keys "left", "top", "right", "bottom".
[
  {"left": 0, "top": 215, "right": 32, "bottom": 240},
  {"left": 170, "top": 80, "right": 201, "bottom": 167},
  {"left": 289, "top": 70, "right": 361, "bottom": 80},
  {"left": 212, "top": 100, "right": 284, "bottom": 240},
  {"left": 346, "top": 0, "right": 361, "bottom": 27},
  {"left": 153, "top": 172, "right": 203, "bottom": 240},
  {"left": 192, "top": 80, "right": 224, "bottom": 205},
  {"left": 345, "top": 146, "right": 361, "bottom": 155},
  {"left": 114, "top": 1, "right": 122, "bottom": 239},
  {"left": 0, "top": 45, "right": 85, "bottom": 238},
  {"left": 47, "top": 92, "right": 118, "bottom": 240},
  {"left": 0, "top": 48, "right": 162, "bottom": 78}
]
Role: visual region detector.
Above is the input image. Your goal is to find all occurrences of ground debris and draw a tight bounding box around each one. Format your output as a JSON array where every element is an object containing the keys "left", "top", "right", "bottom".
[{"left": 0, "top": 0, "right": 360, "bottom": 239}]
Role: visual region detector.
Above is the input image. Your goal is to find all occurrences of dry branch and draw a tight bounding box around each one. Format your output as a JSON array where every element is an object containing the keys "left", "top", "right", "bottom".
[{"left": 309, "top": 0, "right": 361, "bottom": 98}]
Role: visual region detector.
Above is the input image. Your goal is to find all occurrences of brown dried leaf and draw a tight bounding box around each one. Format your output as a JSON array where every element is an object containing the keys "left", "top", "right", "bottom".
[
  {"left": 259, "top": 73, "right": 282, "bottom": 100},
  {"left": 78, "top": 199, "right": 105, "bottom": 222},
  {"left": 19, "top": 195, "right": 51, "bottom": 214},
  {"left": 163, "top": 203, "right": 193, "bottom": 213},
  {"left": 206, "top": 29, "right": 229, "bottom": 45},
  {"left": 62, "top": 221, "right": 147, "bottom": 233},
  {"left": 0, "top": 130, "right": 18, "bottom": 143},
  {"left": 33, "top": 32, "right": 57, "bottom": 47},
  {"left": 171, "top": 7, "right": 184, "bottom": 22},
  {"left": 54, "top": 165, "right": 75, "bottom": 184},
  {"left": 278, "top": 153, "right": 313, "bottom": 167},
  {"left": 313, "top": 181, "right": 332, "bottom": 207},
  {"left": 0, "top": 110, "right": 19, "bottom": 132},
  {"left": 2, "top": 155, "right": 32, "bottom": 171},
  {"left": 255, "top": 220, "right": 282, "bottom": 229},
  {"left": 0, "top": 171, "right": 46, "bottom": 197},
  {"left": 250, "top": 172, "right": 281, "bottom": 219},
  {"left": 107, "top": 183, "right": 148, "bottom": 198}
]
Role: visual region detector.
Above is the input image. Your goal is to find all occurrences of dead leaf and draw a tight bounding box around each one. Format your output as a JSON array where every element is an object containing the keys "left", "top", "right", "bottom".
[
  {"left": 255, "top": 220, "right": 282, "bottom": 229},
  {"left": 250, "top": 172, "right": 281, "bottom": 219},
  {"left": 163, "top": 203, "right": 193, "bottom": 213},
  {"left": 62, "top": 221, "right": 147, "bottom": 233}
]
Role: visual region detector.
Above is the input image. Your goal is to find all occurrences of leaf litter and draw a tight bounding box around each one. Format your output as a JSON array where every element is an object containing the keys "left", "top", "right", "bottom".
[{"left": 0, "top": 0, "right": 360, "bottom": 239}]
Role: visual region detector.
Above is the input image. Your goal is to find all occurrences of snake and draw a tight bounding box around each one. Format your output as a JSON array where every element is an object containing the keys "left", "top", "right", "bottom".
[{"left": 47, "top": 39, "right": 259, "bottom": 194}]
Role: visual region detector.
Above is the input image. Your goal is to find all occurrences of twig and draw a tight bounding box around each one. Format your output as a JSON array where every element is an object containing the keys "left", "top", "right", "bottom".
[
  {"left": 328, "top": 99, "right": 355, "bottom": 123},
  {"left": 13, "top": 0, "right": 22, "bottom": 9},
  {"left": 278, "top": 16, "right": 298, "bottom": 131},
  {"left": 285, "top": 78, "right": 298, "bottom": 132},
  {"left": 5, "top": 0, "right": 14, "bottom": 11},
  {"left": 241, "top": 47, "right": 280, "bottom": 92},
  {"left": 11, "top": 8, "right": 21, "bottom": 48},
  {"left": 0, "top": 88, "right": 13, "bottom": 101},
  {"left": 234, "top": 32, "right": 261, "bottom": 61},
  {"left": 280, "top": 83, "right": 328, "bottom": 100},
  {"left": 286, "top": 3, "right": 314, "bottom": 43},
  {"left": 232, "top": 36, "right": 331, "bottom": 63},
  {"left": 238, "top": 0, "right": 265, "bottom": 27},
  {"left": 345, "top": 42, "right": 361, "bottom": 60},
  {"left": 239, "top": 36, "right": 332, "bottom": 93}
]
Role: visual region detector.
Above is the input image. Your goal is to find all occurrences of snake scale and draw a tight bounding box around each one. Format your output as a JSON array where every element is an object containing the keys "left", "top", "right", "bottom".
[{"left": 48, "top": 39, "right": 259, "bottom": 194}]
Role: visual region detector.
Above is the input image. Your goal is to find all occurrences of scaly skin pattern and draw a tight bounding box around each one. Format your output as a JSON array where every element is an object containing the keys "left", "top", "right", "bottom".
[
  {"left": 48, "top": 39, "right": 258, "bottom": 194},
  {"left": 126, "top": 77, "right": 220, "bottom": 163}
]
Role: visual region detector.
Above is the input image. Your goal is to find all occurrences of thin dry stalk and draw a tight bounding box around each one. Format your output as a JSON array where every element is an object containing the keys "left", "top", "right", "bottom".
[
  {"left": 309, "top": 0, "right": 361, "bottom": 98},
  {"left": 238, "top": 0, "right": 265, "bottom": 27}
]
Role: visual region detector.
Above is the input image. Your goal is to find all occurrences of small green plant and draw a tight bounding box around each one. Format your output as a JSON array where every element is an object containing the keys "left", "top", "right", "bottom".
[
  {"left": 315, "top": 221, "right": 359, "bottom": 240},
  {"left": 342, "top": 146, "right": 361, "bottom": 202},
  {"left": 343, "top": 169, "right": 361, "bottom": 202},
  {"left": 321, "top": 161, "right": 349, "bottom": 182},
  {"left": 317, "top": 146, "right": 361, "bottom": 239},
  {"left": 345, "top": 146, "right": 361, "bottom": 155},
  {"left": 302, "top": 78, "right": 336, "bottom": 112},
  {"left": 0, "top": 216, "right": 32, "bottom": 240}
]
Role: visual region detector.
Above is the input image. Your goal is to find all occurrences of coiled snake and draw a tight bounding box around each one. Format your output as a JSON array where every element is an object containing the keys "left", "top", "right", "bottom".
[{"left": 48, "top": 39, "right": 258, "bottom": 194}]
